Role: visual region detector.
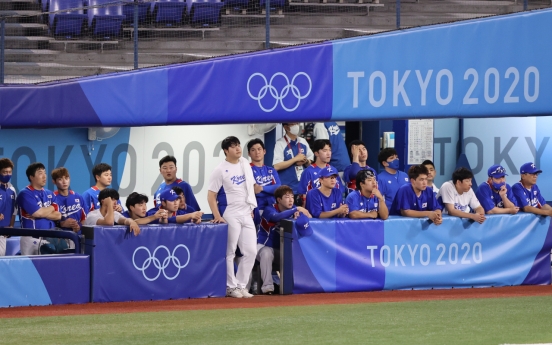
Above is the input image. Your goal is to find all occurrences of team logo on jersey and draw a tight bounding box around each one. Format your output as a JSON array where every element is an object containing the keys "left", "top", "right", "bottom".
[
  {"left": 327, "top": 125, "right": 340, "bottom": 136},
  {"left": 231, "top": 175, "right": 246, "bottom": 185},
  {"left": 331, "top": 203, "right": 336, "bottom": 209},
  {"left": 247, "top": 72, "right": 312, "bottom": 112},
  {"left": 422, "top": 203, "right": 427, "bottom": 208}
]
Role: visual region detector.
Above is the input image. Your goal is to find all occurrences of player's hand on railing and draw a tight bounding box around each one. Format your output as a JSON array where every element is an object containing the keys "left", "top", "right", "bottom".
[
  {"left": 127, "top": 219, "right": 140, "bottom": 236},
  {"left": 60, "top": 218, "right": 80, "bottom": 232},
  {"left": 471, "top": 213, "right": 486, "bottom": 224},
  {"left": 296, "top": 206, "right": 312, "bottom": 218},
  {"left": 211, "top": 215, "right": 227, "bottom": 224},
  {"left": 154, "top": 209, "right": 167, "bottom": 219},
  {"left": 191, "top": 211, "right": 204, "bottom": 224},
  {"left": 509, "top": 207, "right": 520, "bottom": 215}
]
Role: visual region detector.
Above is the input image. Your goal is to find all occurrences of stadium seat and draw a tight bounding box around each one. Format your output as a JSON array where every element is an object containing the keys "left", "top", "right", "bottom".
[
  {"left": 122, "top": 0, "right": 151, "bottom": 25},
  {"left": 150, "top": 0, "right": 187, "bottom": 27},
  {"left": 187, "top": 0, "right": 223, "bottom": 27},
  {"left": 259, "top": 0, "right": 285, "bottom": 10},
  {"left": 49, "top": 0, "right": 88, "bottom": 38},
  {"left": 223, "top": 0, "right": 249, "bottom": 11},
  {"left": 87, "top": 0, "right": 125, "bottom": 38}
]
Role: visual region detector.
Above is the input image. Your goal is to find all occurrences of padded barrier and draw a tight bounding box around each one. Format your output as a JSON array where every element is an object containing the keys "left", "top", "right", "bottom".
[
  {"left": 282, "top": 213, "right": 552, "bottom": 294},
  {"left": 82, "top": 223, "right": 227, "bottom": 302}
]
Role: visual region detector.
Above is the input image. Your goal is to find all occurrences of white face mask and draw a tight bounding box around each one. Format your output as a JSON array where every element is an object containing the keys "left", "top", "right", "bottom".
[{"left": 289, "top": 125, "right": 300, "bottom": 136}]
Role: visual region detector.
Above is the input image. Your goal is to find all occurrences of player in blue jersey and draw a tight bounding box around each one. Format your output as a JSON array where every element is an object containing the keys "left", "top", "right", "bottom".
[
  {"left": 171, "top": 186, "right": 197, "bottom": 215},
  {"left": 437, "top": 167, "right": 486, "bottom": 224},
  {"left": 149, "top": 188, "right": 203, "bottom": 224},
  {"left": 247, "top": 138, "right": 281, "bottom": 227},
  {"left": 298, "top": 139, "right": 345, "bottom": 204},
  {"left": 258, "top": 185, "right": 311, "bottom": 294},
  {"left": 17, "top": 162, "right": 62, "bottom": 255},
  {"left": 343, "top": 140, "right": 376, "bottom": 194},
  {"left": 81, "top": 163, "right": 123, "bottom": 214},
  {"left": 0, "top": 158, "right": 16, "bottom": 256},
  {"left": 346, "top": 169, "right": 388, "bottom": 220},
  {"left": 390, "top": 165, "right": 442, "bottom": 224},
  {"left": 376, "top": 148, "right": 409, "bottom": 211},
  {"left": 208, "top": 136, "right": 258, "bottom": 298},
  {"left": 51, "top": 167, "right": 86, "bottom": 233},
  {"left": 312, "top": 122, "right": 351, "bottom": 172},
  {"left": 512, "top": 162, "right": 552, "bottom": 217},
  {"left": 124, "top": 192, "right": 168, "bottom": 225},
  {"left": 83, "top": 188, "right": 140, "bottom": 235},
  {"left": 273, "top": 123, "right": 314, "bottom": 198},
  {"left": 475, "top": 165, "right": 519, "bottom": 215},
  {"left": 153, "top": 155, "right": 200, "bottom": 211},
  {"left": 422, "top": 160, "right": 439, "bottom": 196},
  {"left": 305, "top": 166, "right": 348, "bottom": 218}
]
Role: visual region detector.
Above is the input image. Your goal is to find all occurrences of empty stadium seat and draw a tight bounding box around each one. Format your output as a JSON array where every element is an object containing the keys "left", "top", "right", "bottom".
[
  {"left": 150, "top": 0, "right": 187, "bottom": 26},
  {"left": 259, "top": 0, "right": 285, "bottom": 9},
  {"left": 49, "top": 0, "right": 88, "bottom": 38},
  {"left": 122, "top": 0, "right": 150, "bottom": 25},
  {"left": 87, "top": 0, "right": 125, "bottom": 38},
  {"left": 187, "top": 0, "right": 223, "bottom": 27},
  {"left": 223, "top": 0, "right": 249, "bottom": 11}
]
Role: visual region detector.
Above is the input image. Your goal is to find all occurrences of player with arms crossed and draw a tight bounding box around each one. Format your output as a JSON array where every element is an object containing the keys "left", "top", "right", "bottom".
[
  {"left": 81, "top": 163, "right": 123, "bottom": 214},
  {"left": 51, "top": 167, "right": 86, "bottom": 233},
  {"left": 305, "top": 166, "right": 348, "bottom": 219},
  {"left": 208, "top": 136, "right": 258, "bottom": 298},
  {"left": 0, "top": 158, "right": 16, "bottom": 256},
  {"left": 437, "top": 167, "right": 486, "bottom": 224},
  {"left": 390, "top": 165, "right": 442, "bottom": 225},
  {"left": 153, "top": 155, "right": 200, "bottom": 211},
  {"left": 512, "top": 162, "right": 552, "bottom": 217},
  {"left": 346, "top": 169, "right": 388, "bottom": 220},
  {"left": 475, "top": 164, "right": 519, "bottom": 215}
]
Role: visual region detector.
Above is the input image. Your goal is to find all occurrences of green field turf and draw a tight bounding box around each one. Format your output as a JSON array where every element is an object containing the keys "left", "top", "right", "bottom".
[{"left": 2, "top": 295, "right": 552, "bottom": 345}]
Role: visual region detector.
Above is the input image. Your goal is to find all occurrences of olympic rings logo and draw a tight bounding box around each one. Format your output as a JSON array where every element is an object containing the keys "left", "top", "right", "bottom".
[
  {"left": 247, "top": 72, "right": 312, "bottom": 112},
  {"left": 132, "top": 244, "right": 190, "bottom": 281}
]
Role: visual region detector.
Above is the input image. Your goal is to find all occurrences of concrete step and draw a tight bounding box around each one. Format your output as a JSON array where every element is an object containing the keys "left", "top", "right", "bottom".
[
  {"left": 122, "top": 39, "right": 266, "bottom": 51},
  {"left": 0, "top": 9, "right": 41, "bottom": 23},
  {"left": 4, "top": 22, "right": 47, "bottom": 36},
  {"left": 4, "top": 35, "right": 50, "bottom": 49}
]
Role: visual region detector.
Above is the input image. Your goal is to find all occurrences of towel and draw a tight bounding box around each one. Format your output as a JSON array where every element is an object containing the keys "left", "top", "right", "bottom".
[{"left": 240, "top": 156, "right": 258, "bottom": 211}]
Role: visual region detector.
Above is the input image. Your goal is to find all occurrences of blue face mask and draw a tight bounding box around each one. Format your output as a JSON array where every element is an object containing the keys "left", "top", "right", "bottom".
[
  {"left": 492, "top": 181, "right": 505, "bottom": 191},
  {"left": 387, "top": 159, "right": 400, "bottom": 170},
  {"left": 0, "top": 174, "right": 11, "bottom": 184}
]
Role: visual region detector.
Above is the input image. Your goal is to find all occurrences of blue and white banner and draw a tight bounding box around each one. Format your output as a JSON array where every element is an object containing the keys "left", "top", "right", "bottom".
[
  {"left": 292, "top": 213, "right": 552, "bottom": 294},
  {"left": 88, "top": 224, "right": 227, "bottom": 302},
  {"left": 1, "top": 9, "right": 552, "bottom": 128}
]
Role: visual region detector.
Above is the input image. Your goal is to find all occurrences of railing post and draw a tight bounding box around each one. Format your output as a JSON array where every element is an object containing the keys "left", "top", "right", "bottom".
[
  {"left": 265, "top": 0, "right": 270, "bottom": 49},
  {"left": 396, "top": 0, "right": 400, "bottom": 29},
  {"left": 133, "top": 0, "right": 139, "bottom": 69},
  {"left": 0, "top": 17, "right": 5, "bottom": 84}
]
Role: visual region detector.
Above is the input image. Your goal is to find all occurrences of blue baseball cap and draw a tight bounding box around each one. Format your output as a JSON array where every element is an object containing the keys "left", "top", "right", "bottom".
[
  {"left": 160, "top": 189, "right": 179, "bottom": 202},
  {"left": 319, "top": 166, "right": 338, "bottom": 178},
  {"left": 487, "top": 165, "right": 508, "bottom": 178},
  {"left": 295, "top": 213, "right": 312, "bottom": 237},
  {"left": 520, "top": 162, "right": 542, "bottom": 175}
]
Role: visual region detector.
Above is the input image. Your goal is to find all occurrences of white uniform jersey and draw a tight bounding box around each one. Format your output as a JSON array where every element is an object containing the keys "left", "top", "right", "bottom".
[
  {"left": 437, "top": 180, "right": 480, "bottom": 214},
  {"left": 208, "top": 160, "right": 252, "bottom": 218}
]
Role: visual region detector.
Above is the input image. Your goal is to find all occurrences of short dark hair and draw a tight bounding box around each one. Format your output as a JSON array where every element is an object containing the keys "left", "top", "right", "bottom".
[
  {"left": 98, "top": 188, "right": 119, "bottom": 205},
  {"left": 312, "top": 139, "right": 331, "bottom": 153},
  {"left": 452, "top": 167, "right": 474, "bottom": 185},
  {"left": 126, "top": 192, "right": 148, "bottom": 210},
  {"left": 422, "top": 160, "right": 435, "bottom": 169},
  {"left": 274, "top": 185, "right": 293, "bottom": 201},
  {"left": 221, "top": 136, "right": 240, "bottom": 152},
  {"left": 26, "top": 162, "right": 46, "bottom": 182},
  {"left": 355, "top": 169, "right": 376, "bottom": 190},
  {"left": 159, "top": 155, "right": 177, "bottom": 168},
  {"left": 51, "top": 167, "right": 69, "bottom": 181},
  {"left": 378, "top": 148, "right": 398, "bottom": 166},
  {"left": 172, "top": 186, "right": 184, "bottom": 196},
  {"left": 0, "top": 158, "right": 14, "bottom": 171},
  {"left": 247, "top": 138, "right": 265, "bottom": 152},
  {"left": 92, "top": 163, "right": 111, "bottom": 182},
  {"left": 348, "top": 140, "right": 366, "bottom": 160},
  {"left": 408, "top": 165, "right": 429, "bottom": 180}
]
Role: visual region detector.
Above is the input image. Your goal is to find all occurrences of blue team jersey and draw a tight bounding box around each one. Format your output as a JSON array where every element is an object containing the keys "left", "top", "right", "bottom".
[
  {"left": 250, "top": 164, "right": 281, "bottom": 210},
  {"left": 154, "top": 179, "right": 200, "bottom": 211},
  {"left": 377, "top": 170, "right": 410, "bottom": 211},
  {"left": 258, "top": 203, "right": 297, "bottom": 248},
  {"left": 81, "top": 186, "right": 123, "bottom": 214},
  {"left": 273, "top": 137, "right": 311, "bottom": 194},
  {"left": 298, "top": 163, "right": 345, "bottom": 195},
  {"left": 343, "top": 163, "right": 376, "bottom": 193},
  {"left": 17, "top": 185, "right": 57, "bottom": 229},
  {"left": 53, "top": 190, "right": 86, "bottom": 230},
  {"left": 512, "top": 182, "right": 546, "bottom": 209},
  {"left": 121, "top": 210, "right": 131, "bottom": 218},
  {"left": 345, "top": 190, "right": 380, "bottom": 214},
  {"left": 0, "top": 183, "right": 17, "bottom": 227},
  {"left": 390, "top": 184, "right": 441, "bottom": 216},
  {"left": 475, "top": 182, "right": 518, "bottom": 212},
  {"left": 325, "top": 122, "right": 351, "bottom": 172},
  {"left": 305, "top": 188, "right": 343, "bottom": 218},
  {"left": 177, "top": 205, "right": 196, "bottom": 215}
]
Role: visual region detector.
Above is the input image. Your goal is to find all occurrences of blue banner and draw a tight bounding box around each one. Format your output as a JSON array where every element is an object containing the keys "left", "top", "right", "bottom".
[
  {"left": 1, "top": 9, "right": 552, "bottom": 128},
  {"left": 88, "top": 224, "right": 227, "bottom": 302},
  {"left": 292, "top": 213, "right": 552, "bottom": 294}
]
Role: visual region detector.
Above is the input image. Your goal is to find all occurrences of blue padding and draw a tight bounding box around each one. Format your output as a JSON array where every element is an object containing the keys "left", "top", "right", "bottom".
[
  {"left": 85, "top": 224, "right": 227, "bottom": 302},
  {"left": 0, "top": 257, "right": 51, "bottom": 308}
]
